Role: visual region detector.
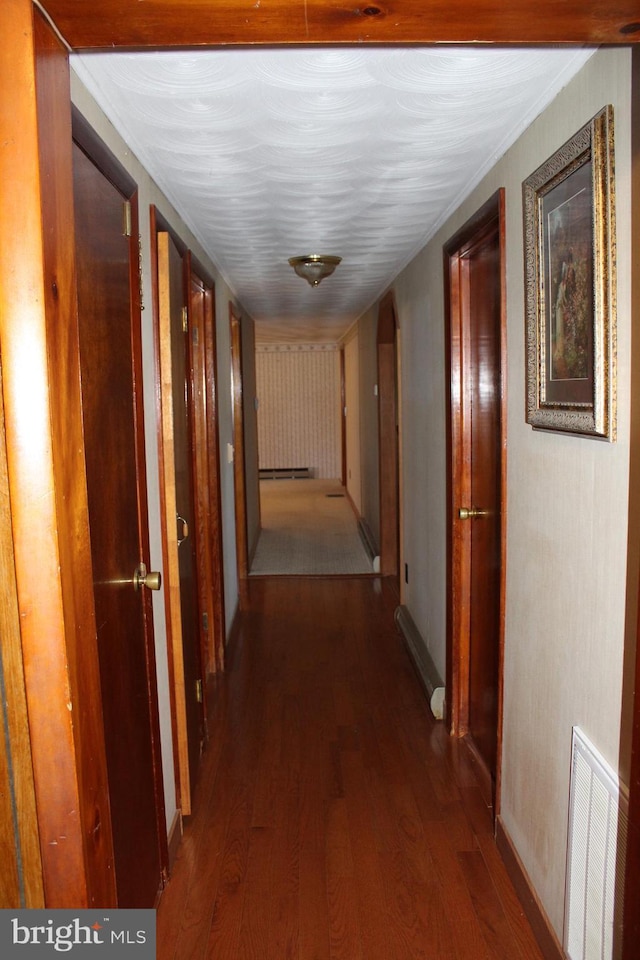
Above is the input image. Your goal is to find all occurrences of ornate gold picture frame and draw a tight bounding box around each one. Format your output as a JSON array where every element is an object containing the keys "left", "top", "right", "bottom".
[{"left": 523, "top": 105, "right": 616, "bottom": 440}]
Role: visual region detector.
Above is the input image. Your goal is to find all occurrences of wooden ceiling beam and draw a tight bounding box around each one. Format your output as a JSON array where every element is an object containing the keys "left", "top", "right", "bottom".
[{"left": 39, "top": 0, "right": 640, "bottom": 50}]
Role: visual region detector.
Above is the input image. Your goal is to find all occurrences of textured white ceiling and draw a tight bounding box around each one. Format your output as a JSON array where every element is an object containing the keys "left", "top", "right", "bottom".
[{"left": 71, "top": 46, "right": 594, "bottom": 343}]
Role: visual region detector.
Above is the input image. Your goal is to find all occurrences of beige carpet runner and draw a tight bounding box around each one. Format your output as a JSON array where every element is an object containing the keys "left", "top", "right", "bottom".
[{"left": 250, "top": 479, "right": 373, "bottom": 576}]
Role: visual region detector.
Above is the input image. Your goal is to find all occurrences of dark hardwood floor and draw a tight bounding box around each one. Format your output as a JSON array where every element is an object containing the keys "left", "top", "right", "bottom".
[{"left": 157, "top": 577, "right": 544, "bottom": 960}]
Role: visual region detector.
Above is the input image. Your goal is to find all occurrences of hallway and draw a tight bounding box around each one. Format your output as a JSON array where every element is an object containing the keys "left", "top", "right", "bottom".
[{"left": 156, "top": 577, "right": 544, "bottom": 960}]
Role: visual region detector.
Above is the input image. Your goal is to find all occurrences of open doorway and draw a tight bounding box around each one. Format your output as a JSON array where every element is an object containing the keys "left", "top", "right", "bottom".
[{"left": 246, "top": 340, "right": 373, "bottom": 576}]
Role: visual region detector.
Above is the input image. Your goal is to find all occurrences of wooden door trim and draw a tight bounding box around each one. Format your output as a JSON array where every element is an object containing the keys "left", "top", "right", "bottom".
[
  {"left": 0, "top": 2, "right": 120, "bottom": 906},
  {"left": 444, "top": 188, "right": 507, "bottom": 812},
  {"left": 126, "top": 189, "right": 170, "bottom": 879},
  {"left": 0, "top": 363, "right": 45, "bottom": 908},
  {"left": 39, "top": 0, "right": 640, "bottom": 49},
  {"left": 150, "top": 207, "right": 181, "bottom": 817},
  {"left": 230, "top": 303, "right": 249, "bottom": 584},
  {"left": 378, "top": 290, "right": 400, "bottom": 581},
  {"left": 340, "top": 347, "right": 347, "bottom": 487},
  {"left": 151, "top": 206, "right": 210, "bottom": 814},
  {"left": 623, "top": 43, "right": 640, "bottom": 960},
  {"left": 72, "top": 106, "right": 136, "bottom": 195},
  {"left": 153, "top": 224, "right": 195, "bottom": 815}
]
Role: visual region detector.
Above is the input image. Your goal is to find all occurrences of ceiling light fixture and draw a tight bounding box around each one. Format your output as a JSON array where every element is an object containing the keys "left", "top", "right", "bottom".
[{"left": 288, "top": 254, "right": 342, "bottom": 287}]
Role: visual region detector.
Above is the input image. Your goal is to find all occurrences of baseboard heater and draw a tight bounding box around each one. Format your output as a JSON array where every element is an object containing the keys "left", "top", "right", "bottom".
[
  {"left": 394, "top": 604, "right": 445, "bottom": 719},
  {"left": 259, "top": 467, "right": 311, "bottom": 479},
  {"left": 357, "top": 518, "right": 380, "bottom": 573}
]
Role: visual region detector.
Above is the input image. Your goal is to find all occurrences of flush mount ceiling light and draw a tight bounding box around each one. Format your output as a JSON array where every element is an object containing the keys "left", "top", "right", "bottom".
[{"left": 288, "top": 254, "right": 342, "bottom": 287}]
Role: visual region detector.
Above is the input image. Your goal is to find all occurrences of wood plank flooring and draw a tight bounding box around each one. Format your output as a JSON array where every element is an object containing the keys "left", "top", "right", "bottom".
[{"left": 156, "top": 577, "right": 544, "bottom": 960}]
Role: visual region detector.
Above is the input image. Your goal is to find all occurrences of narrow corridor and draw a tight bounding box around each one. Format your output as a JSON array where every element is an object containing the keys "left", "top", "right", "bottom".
[{"left": 157, "top": 577, "right": 544, "bottom": 960}]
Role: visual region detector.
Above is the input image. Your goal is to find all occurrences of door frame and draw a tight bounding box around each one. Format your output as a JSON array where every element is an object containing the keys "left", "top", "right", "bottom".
[
  {"left": 623, "top": 43, "right": 640, "bottom": 960},
  {"left": 377, "top": 291, "right": 401, "bottom": 583},
  {"left": 230, "top": 303, "right": 249, "bottom": 587},
  {"left": 152, "top": 213, "right": 209, "bottom": 816},
  {"left": 444, "top": 189, "right": 507, "bottom": 810},
  {"left": 340, "top": 347, "right": 347, "bottom": 487},
  {"left": 0, "top": 7, "right": 104, "bottom": 906}
]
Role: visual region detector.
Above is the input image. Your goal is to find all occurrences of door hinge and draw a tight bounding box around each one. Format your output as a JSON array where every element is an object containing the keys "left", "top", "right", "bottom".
[
  {"left": 195, "top": 678, "right": 203, "bottom": 703},
  {"left": 182, "top": 306, "right": 188, "bottom": 333},
  {"left": 202, "top": 611, "right": 209, "bottom": 632},
  {"left": 122, "top": 200, "right": 132, "bottom": 237}
]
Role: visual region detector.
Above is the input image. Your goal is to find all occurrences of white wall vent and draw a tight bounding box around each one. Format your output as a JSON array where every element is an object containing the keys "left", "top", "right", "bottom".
[{"left": 564, "top": 727, "right": 628, "bottom": 960}]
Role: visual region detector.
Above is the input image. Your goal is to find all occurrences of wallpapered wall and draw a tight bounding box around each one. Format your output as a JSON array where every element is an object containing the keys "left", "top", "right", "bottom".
[
  {"left": 387, "top": 48, "right": 633, "bottom": 940},
  {"left": 255, "top": 344, "right": 342, "bottom": 479}
]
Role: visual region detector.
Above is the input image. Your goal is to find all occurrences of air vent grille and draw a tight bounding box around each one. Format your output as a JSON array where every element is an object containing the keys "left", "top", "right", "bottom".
[{"left": 564, "top": 728, "right": 628, "bottom": 960}]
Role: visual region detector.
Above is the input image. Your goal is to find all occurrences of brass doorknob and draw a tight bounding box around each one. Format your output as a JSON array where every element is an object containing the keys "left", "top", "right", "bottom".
[
  {"left": 133, "top": 562, "right": 162, "bottom": 591},
  {"left": 458, "top": 506, "right": 490, "bottom": 520}
]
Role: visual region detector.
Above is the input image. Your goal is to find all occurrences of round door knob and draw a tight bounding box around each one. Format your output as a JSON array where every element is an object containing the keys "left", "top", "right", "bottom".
[
  {"left": 143, "top": 571, "right": 162, "bottom": 590},
  {"left": 133, "top": 563, "right": 162, "bottom": 591},
  {"left": 458, "top": 506, "right": 490, "bottom": 520}
]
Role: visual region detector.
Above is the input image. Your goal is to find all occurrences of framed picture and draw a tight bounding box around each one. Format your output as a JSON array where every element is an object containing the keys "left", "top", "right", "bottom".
[{"left": 523, "top": 105, "right": 616, "bottom": 440}]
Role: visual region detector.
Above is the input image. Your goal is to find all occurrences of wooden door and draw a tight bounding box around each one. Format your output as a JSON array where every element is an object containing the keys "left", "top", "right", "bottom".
[
  {"left": 340, "top": 348, "right": 347, "bottom": 487},
  {"left": 446, "top": 191, "right": 506, "bottom": 803},
  {"left": 230, "top": 304, "right": 249, "bottom": 586},
  {"left": 73, "top": 142, "right": 166, "bottom": 905},
  {"left": 465, "top": 227, "right": 502, "bottom": 779},
  {"left": 378, "top": 291, "right": 400, "bottom": 585},
  {"left": 157, "top": 232, "right": 204, "bottom": 812},
  {"left": 188, "top": 260, "right": 225, "bottom": 677}
]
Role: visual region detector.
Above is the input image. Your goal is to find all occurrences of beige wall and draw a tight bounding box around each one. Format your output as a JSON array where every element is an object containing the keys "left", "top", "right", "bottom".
[
  {"left": 255, "top": 344, "right": 341, "bottom": 479},
  {"left": 373, "top": 47, "right": 634, "bottom": 939}
]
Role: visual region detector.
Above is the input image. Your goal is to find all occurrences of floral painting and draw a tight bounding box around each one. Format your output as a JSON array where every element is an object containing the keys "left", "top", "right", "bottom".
[{"left": 523, "top": 105, "right": 616, "bottom": 440}]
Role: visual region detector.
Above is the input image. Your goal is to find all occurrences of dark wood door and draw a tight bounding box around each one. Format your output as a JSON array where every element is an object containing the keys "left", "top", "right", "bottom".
[
  {"left": 446, "top": 191, "right": 505, "bottom": 804},
  {"left": 158, "top": 232, "right": 204, "bottom": 805},
  {"left": 73, "top": 143, "right": 165, "bottom": 905},
  {"left": 188, "top": 264, "right": 225, "bottom": 677},
  {"left": 466, "top": 227, "right": 502, "bottom": 780},
  {"left": 378, "top": 291, "right": 400, "bottom": 586}
]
